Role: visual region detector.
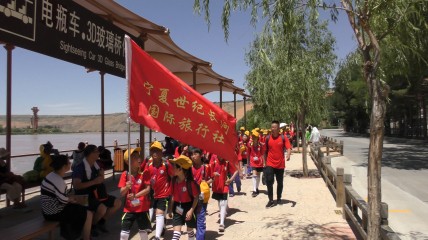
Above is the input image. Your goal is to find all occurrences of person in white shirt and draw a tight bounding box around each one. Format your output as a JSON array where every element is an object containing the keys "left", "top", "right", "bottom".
[
  {"left": 309, "top": 126, "right": 321, "bottom": 145},
  {"left": 41, "top": 154, "right": 93, "bottom": 240}
]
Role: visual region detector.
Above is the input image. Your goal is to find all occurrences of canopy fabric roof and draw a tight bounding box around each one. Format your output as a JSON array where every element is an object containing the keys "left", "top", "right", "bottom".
[{"left": 74, "top": 0, "right": 250, "bottom": 97}]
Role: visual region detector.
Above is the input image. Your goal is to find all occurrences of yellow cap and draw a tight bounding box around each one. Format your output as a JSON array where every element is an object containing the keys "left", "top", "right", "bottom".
[
  {"left": 263, "top": 130, "right": 268, "bottom": 135},
  {"left": 252, "top": 130, "right": 259, "bottom": 138},
  {"left": 254, "top": 128, "right": 260, "bottom": 132},
  {"left": 169, "top": 155, "right": 193, "bottom": 169},
  {"left": 240, "top": 126, "right": 245, "bottom": 131},
  {"left": 244, "top": 130, "right": 250, "bottom": 136},
  {"left": 150, "top": 141, "right": 163, "bottom": 151},
  {"left": 123, "top": 147, "right": 141, "bottom": 164}
]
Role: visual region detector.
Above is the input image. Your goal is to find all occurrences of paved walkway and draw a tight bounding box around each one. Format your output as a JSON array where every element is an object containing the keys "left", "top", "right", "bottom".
[{"left": 0, "top": 152, "right": 355, "bottom": 239}]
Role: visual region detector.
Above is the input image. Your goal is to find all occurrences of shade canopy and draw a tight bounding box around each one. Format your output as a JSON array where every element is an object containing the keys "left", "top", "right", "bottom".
[{"left": 74, "top": 0, "right": 249, "bottom": 96}]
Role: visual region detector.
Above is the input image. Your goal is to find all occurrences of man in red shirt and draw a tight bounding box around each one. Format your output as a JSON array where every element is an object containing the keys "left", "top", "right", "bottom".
[{"left": 264, "top": 120, "right": 291, "bottom": 208}]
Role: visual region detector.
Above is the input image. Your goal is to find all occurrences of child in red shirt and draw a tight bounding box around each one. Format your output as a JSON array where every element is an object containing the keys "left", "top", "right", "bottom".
[
  {"left": 167, "top": 155, "right": 199, "bottom": 240},
  {"left": 248, "top": 131, "right": 265, "bottom": 197},
  {"left": 146, "top": 141, "right": 174, "bottom": 240},
  {"left": 118, "top": 148, "right": 151, "bottom": 240},
  {"left": 191, "top": 148, "right": 212, "bottom": 240},
  {"left": 210, "top": 155, "right": 238, "bottom": 232}
]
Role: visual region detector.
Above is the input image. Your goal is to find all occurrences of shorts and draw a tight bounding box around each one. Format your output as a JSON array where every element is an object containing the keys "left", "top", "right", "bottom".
[
  {"left": 153, "top": 197, "right": 169, "bottom": 212},
  {"left": 88, "top": 195, "right": 116, "bottom": 212},
  {"left": 212, "top": 192, "right": 228, "bottom": 201},
  {"left": 252, "top": 167, "right": 264, "bottom": 173},
  {"left": 121, "top": 211, "right": 152, "bottom": 232},
  {"left": 172, "top": 201, "right": 196, "bottom": 228}
]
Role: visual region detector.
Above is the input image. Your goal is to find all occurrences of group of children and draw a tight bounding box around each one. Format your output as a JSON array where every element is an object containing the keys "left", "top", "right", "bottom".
[
  {"left": 234, "top": 125, "right": 296, "bottom": 198},
  {"left": 118, "top": 123, "right": 297, "bottom": 240},
  {"left": 118, "top": 141, "right": 238, "bottom": 240}
]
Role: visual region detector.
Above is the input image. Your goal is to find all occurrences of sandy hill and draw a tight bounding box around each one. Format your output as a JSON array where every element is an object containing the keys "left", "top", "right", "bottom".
[{"left": 0, "top": 100, "right": 253, "bottom": 132}]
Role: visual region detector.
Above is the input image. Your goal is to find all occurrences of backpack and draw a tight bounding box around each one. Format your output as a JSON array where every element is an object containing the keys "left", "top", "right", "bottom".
[
  {"left": 265, "top": 134, "right": 286, "bottom": 153},
  {"left": 199, "top": 165, "right": 211, "bottom": 203}
]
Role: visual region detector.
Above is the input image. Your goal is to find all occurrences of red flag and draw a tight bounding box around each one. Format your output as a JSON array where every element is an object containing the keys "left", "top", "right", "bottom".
[{"left": 125, "top": 36, "right": 238, "bottom": 163}]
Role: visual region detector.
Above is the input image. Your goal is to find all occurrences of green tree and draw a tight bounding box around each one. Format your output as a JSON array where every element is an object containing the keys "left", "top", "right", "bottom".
[
  {"left": 245, "top": 15, "right": 335, "bottom": 176},
  {"left": 194, "top": 0, "right": 427, "bottom": 237},
  {"left": 332, "top": 52, "right": 370, "bottom": 133}
]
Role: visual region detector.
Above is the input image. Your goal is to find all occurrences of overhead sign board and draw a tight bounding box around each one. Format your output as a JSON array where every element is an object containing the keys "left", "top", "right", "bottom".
[{"left": 0, "top": 0, "right": 131, "bottom": 77}]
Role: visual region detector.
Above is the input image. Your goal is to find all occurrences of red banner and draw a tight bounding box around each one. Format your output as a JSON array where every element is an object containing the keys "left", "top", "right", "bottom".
[{"left": 125, "top": 36, "right": 238, "bottom": 163}]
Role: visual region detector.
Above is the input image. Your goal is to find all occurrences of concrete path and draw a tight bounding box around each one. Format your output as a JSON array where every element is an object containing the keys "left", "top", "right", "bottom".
[
  {"left": 0, "top": 152, "right": 355, "bottom": 239},
  {"left": 321, "top": 129, "right": 428, "bottom": 240}
]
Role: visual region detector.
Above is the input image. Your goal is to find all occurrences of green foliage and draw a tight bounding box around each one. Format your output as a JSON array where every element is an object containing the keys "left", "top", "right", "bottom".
[
  {"left": 0, "top": 124, "right": 3, "bottom": 134},
  {"left": 236, "top": 109, "right": 271, "bottom": 130},
  {"left": 245, "top": 14, "right": 336, "bottom": 125},
  {"left": 331, "top": 52, "right": 370, "bottom": 133},
  {"left": 2, "top": 125, "right": 63, "bottom": 135}
]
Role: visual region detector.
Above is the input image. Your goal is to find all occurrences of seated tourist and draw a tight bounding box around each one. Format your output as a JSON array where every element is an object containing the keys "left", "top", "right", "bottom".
[
  {"left": 72, "top": 145, "right": 121, "bottom": 237},
  {"left": 41, "top": 154, "right": 92, "bottom": 240},
  {"left": 0, "top": 148, "right": 27, "bottom": 209}
]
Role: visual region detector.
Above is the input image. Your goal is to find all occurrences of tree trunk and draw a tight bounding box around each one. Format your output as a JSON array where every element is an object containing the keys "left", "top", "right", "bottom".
[
  {"left": 364, "top": 54, "right": 387, "bottom": 240},
  {"left": 300, "top": 114, "right": 308, "bottom": 177}
]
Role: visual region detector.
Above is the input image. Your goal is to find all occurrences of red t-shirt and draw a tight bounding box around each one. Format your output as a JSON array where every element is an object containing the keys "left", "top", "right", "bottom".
[
  {"left": 210, "top": 160, "right": 237, "bottom": 194},
  {"left": 209, "top": 154, "right": 218, "bottom": 165},
  {"left": 174, "top": 147, "right": 180, "bottom": 158},
  {"left": 192, "top": 164, "right": 212, "bottom": 185},
  {"left": 172, "top": 179, "right": 199, "bottom": 203},
  {"left": 118, "top": 171, "right": 151, "bottom": 212},
  {"left": 248, "top": 142, "right": 264, "bottom": 168},
  {"left": 266, "top": 135, "right": 291, "bottom": 169},
  {"left": 147, "top": 162, "right": 174, "bottom": 199},
  {"left": 284, "top": 131, "right": 294, "bottom": 140}
]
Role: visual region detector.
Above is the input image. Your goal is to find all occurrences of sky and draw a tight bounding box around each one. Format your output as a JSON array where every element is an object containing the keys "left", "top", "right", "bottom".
[{"left": 0, "top": 0, "right": 357, "bottom": 116}]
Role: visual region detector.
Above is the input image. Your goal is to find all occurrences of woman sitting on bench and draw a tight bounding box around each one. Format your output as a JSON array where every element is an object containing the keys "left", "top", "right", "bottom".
[
  {"left": 0, "top": 148, "right": 27, "bottom": 209},
  {"left": 41, "top": 155, "right": 93, "bottom": 240}
]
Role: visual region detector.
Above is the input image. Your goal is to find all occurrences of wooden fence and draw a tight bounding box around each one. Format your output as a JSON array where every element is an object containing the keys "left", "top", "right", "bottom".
[{"left": 310, "top": 139, "right": 400, "bottom": 240}]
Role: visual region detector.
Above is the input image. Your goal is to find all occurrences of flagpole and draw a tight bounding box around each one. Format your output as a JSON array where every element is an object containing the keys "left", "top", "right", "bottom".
[
  {"left": 127, "top": 117, "right": 131, "bottom": 175},
  {"left": 125, "top": 35, "right": 132, "bottom": 176}
]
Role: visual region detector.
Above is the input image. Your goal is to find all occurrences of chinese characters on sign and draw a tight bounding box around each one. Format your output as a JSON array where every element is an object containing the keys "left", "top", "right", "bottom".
[
  {"left": 138, "top": 80, "right": 235, "bottom": 144},
  {"left": 0, "top": 0, "right": 131, "bottom": 77}
]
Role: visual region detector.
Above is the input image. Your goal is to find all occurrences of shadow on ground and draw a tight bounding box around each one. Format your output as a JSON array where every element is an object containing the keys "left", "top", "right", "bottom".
[{"left": 262, "top": 215, "right": 354, "bottom": 240}]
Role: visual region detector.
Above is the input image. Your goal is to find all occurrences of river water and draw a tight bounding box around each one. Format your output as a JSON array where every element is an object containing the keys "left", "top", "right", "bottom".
[{"left": 0, "top": 132, "right": 165, "bottom": 175}]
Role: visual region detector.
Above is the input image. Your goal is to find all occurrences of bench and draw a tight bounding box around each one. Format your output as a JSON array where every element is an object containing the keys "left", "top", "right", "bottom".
[{"left": 2, "top": 216, "right": 59, "bottom": 240}]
